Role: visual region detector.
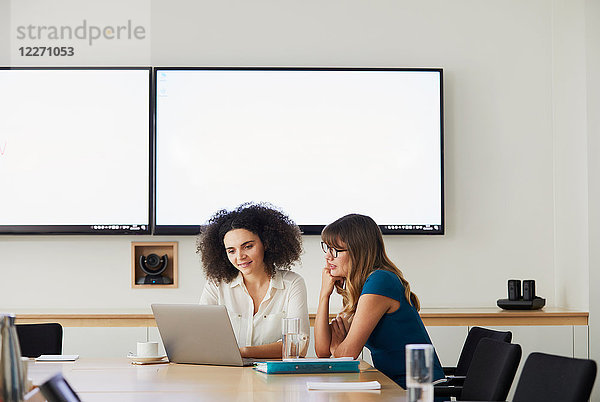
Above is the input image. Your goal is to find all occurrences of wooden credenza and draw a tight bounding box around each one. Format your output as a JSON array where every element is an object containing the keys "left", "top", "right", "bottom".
[{"left": 13, "top": 307, "right": 589, "bottom": 327}]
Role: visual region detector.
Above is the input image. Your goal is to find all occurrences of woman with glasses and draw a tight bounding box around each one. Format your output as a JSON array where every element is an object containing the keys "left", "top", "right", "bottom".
[
  {"left": 314, "top": 214, "right": 444, "bottom": 388},
  {"left": 197, "top": 202, "right": 309, "bottom": 359}
]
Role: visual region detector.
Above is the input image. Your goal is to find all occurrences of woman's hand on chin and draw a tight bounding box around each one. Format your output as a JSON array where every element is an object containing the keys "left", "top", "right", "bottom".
[{"left": 320, "top": 267, "right": 343, "bottom": 298}]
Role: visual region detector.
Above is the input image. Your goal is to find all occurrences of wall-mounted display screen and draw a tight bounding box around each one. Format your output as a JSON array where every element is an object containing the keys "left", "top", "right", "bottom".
[
  {"left": 0, "top": 67, "right": 151, "bottom": 234},
  {"left": 154, "top": 68, "right": 444, "bottom": 235}
]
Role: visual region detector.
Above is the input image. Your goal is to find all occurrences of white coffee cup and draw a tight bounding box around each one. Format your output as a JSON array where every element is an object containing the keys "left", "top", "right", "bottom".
[{"left": 137, "top": 341, "right": 159, "bottom": 357}]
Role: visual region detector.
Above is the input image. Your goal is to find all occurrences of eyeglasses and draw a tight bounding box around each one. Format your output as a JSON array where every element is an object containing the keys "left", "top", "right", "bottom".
[{"left": 321, "top": 242, "right": 347, "bottom": 258}]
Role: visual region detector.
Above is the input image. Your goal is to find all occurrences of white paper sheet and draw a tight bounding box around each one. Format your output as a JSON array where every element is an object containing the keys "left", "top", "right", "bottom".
[{"left": 306, "top": 380, "right": 381, "bottom": 390}]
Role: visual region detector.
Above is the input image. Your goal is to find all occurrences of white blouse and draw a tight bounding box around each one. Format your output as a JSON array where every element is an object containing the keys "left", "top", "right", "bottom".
[{"left": 199, "top": 270, "right": 310, "bottom": 350}]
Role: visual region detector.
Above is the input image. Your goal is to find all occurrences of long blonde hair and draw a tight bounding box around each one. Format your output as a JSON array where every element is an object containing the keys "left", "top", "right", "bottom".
[{"left": 321, "top": 214, "right": 420, "bottom": 317}]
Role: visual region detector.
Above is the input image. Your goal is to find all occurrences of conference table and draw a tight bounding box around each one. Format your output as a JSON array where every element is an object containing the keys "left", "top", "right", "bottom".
[{"left": 26, "top": 358, "right": 407, "bottom": 401}]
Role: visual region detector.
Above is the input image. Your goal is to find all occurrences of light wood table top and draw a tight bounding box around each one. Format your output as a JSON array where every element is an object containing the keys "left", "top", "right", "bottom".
[
  {"left": 26, "top": 358, "right": 406, "bottom": 401},
  {"left": 13, "top": 307, "right": 588, "bottom": 327}
]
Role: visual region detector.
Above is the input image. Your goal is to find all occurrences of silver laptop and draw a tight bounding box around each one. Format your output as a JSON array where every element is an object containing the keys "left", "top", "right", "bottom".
[{"left": 151, "top": 304, "right": 257, "bottom": 366}]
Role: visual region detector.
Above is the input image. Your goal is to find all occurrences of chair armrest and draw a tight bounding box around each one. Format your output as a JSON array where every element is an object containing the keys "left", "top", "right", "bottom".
[
  {"left": 444, "top": 375, "right": 466, "bottom": 386},
  {"left": 434, "top": 385, "right": 463, "bottom": 398}
]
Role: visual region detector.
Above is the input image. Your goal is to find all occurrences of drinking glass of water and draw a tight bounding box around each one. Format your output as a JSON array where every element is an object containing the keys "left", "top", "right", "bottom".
[
  {"left": 282, "top": 317, "right": 300, "bottom": 360},
  {"left": 406, "top": 344, "right": 434, "bottom": 402}
]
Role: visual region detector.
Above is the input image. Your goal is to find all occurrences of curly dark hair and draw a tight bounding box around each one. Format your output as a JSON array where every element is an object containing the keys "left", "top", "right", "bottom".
[{"left": 196, "top": 203, "right": 303, "bottom": 284}]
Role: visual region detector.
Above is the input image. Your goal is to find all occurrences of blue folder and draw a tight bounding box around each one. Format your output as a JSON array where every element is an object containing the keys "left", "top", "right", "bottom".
[{"left": 254, "top": 359, "right": 360, "bottom": 374}]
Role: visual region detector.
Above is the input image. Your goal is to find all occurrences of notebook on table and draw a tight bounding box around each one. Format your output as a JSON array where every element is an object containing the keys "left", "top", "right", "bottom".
[
  {"left": 254, "top": 358, "right": 360, "bottom": 374},
  {"left": 151, "top": 304, "right": 258, "bottom": 367}
]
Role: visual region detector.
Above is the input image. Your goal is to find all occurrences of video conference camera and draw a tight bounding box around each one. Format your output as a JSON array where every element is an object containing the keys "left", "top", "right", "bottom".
[{"left": 137, "top": 253, "right": 172, "bottom": 285}]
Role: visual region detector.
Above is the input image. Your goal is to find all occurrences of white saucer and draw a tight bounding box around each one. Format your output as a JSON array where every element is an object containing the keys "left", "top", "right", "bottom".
[{"left": 127, "top": 353, "right": 168, "bottom": 363}]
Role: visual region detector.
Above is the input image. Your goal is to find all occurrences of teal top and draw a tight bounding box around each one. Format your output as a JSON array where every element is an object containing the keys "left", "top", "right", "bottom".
[{"left": 361, "top": 269, "right": 444, "bottom": 388}]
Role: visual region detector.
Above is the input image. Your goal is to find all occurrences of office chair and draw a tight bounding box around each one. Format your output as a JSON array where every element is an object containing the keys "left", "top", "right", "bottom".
[
  {"left": 16, "top": 323, "right": 63, "bottom": 358},
  {"left": 443, "top": 326, "right": 512, "bottom": 386},
  {"left": 512, "top": 352, "right": 597, "bottom": 402},
  {"left": 435, "top": 338, "right": 521, "bottom": 401}
]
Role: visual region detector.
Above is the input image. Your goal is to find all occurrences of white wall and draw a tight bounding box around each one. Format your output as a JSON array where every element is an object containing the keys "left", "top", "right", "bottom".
[
  {"left": 0, "top": 1, "right": 592, "bottom": 313},
  {"left": 551, "top": 0, "right": 590, "bottom": 310},
  {"left": 586, "top": 0, "right": 600, "bottom": 399}
]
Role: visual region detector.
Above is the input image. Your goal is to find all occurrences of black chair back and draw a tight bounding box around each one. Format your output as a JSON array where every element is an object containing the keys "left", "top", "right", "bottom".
[
  {"left": 512, "top": 352, "right": 597, "bottom": 402},
  {"left": 454, "top": 326, "right": 512, "bottom": 376},
  {"left": 16, "top": 323, "right": 63, "bottom": 358},
  {"left": 460, "top": 338, "right": 522, "bottom": 401}
]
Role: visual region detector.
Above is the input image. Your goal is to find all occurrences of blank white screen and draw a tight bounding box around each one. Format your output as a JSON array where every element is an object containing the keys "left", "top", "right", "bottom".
[
  {"left": 156, "top": 69, "right": 442, "bottom": 228},
  {"left": 0, "top": 69, "right": 150, "bottom": 226}
]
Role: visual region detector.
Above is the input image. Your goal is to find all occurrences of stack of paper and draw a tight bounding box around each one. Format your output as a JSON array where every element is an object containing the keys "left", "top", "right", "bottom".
[
  {"left": 306, "top": 380, "right": 381, "bottom": 390},
  {"left": 35, "top": 355, "right": 79, "bottom": 362},
  {"left": 283, "top": 357, "right": 354, "bottom": 363}
]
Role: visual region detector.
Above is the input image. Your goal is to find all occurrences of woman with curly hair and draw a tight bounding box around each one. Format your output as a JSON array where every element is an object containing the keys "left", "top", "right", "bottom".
[
  {"left": 197, "top": 203, "right": 309, "bottom": 359},
  {"left": 315, "top": 214, "right": 444, "bottom": 388}
]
